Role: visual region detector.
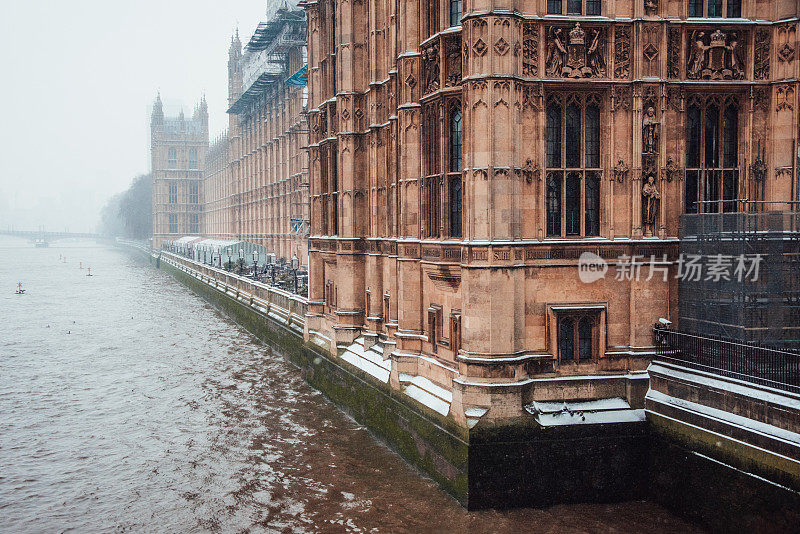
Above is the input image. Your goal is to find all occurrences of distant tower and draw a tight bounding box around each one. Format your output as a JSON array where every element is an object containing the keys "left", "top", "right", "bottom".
[{"left": 150, "top": 94, "right": 209, "bottom": 247}]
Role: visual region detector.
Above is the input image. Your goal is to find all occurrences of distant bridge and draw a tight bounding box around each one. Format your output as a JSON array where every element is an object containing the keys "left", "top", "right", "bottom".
[{"left": 0, "top": 229, "right": 102, "bottom": 244}]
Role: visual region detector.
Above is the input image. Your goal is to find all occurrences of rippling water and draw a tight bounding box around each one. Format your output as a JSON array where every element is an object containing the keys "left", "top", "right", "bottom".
[{"left": 0, "top": 238, "right": 701, "bottom": 533}]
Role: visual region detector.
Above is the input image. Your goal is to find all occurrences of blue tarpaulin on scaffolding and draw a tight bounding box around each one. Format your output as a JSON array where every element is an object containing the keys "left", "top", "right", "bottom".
[{"left": 285, "top": 65, "right": 307, "bottom": 87}]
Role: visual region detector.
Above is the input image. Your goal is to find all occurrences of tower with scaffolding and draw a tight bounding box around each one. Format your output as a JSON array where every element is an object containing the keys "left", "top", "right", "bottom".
[{"left": 678, "top": 205, "right": 800, "bottom": 351}]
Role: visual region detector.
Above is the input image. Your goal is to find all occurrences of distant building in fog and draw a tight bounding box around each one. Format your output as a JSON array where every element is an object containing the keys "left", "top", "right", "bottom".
[{"left": 150, "top": 94, "right": 208, "bottom": 247}]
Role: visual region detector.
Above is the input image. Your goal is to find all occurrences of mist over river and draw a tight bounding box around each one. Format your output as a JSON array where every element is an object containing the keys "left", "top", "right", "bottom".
[{"left": 0, "top": 238, "right": 701, "bottom": 533}]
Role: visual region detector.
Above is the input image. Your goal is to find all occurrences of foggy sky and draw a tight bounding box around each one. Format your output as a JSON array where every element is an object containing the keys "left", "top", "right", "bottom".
[{"left": 0, "top": 1, "right": 268, "bottom": 233}]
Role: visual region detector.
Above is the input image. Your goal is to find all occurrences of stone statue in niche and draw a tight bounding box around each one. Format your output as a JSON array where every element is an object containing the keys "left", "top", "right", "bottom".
[
  {"left": 687, "top": 29, "right": 745, "bottom": 80},
  {"left": 613, "top": 159, "right": 629, "bottom": 183},
  {"left": 545, "top": 27, "right": 566, "bottom": 77},
  {"left": 547, "top": 24, "right": 605, "bottom": 78},
  {"left": 644, "top": 0, "right": 658, "bottom": 15},
  {"left": 642, "top": 174, "right": 660, "bottom": 234},
  {"left": 642, "top": 106, "right": 660, "bottom": 155}
]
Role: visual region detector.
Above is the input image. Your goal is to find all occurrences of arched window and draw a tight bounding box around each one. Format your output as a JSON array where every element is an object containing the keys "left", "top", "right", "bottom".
[
  {"left": 168, "top": 148, "right": 177, "bottom": 169},
  {"left": 578, "top": 318, "right": 593, "bottom": 360},
  {"left": 189, "top": 148, "right": 197, "bottom": 169},
  {"left": 685, "top": 97, "right": 739, "bottom": 214},
  {"left": 450, "top": 176, "right": 462, "bottom": 238},
  {"left": 545, "top": 94, "right": 602, "bottom": 237},
  {"left": 450, "top": 0, "right": 461, "bottom": 27},
  {"left": 559, "top": 317, "right": 575, "bottom": 363},
  {"left": 450, "top": 107, "right": 462, "bottom": 172}
]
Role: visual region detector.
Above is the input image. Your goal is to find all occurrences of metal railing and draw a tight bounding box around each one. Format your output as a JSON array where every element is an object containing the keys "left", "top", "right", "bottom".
[{"left": 653, "top": 328, "right": 800, "bottom": 394}]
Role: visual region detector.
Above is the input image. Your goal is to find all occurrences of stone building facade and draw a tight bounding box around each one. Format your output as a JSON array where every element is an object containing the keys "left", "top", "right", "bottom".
[
  {"left": 202, "top": 131, "right": 236, "bottom": 240},
  {"left": 302, "top": 0, "right": 800, "bottom": 423},
  {"left": 220, "top": 8, "right": 311, "bottom": 264},
  {"left": 151, "top": 94, "right": 208, "bottom": 248}
]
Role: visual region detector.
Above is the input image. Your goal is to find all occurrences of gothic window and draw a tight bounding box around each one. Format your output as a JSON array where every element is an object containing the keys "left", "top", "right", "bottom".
[
  {"left": 450, "top": 0, "right": 461, "bottom": 27},
  {"left": 548, "top": 0, "right": 601, "bottom": 15},
  {"left": 424, "top": 104, "right": 440, "bottom": 238},
  {"left": 450, "top": 176, "right": 462, "bottom": 237},
  {"left": 545, "top": 94, "right": 602, "bottom": 237},
  {"left": 168, "top": 182, "right": 177, "bottom": 204},
  {"left": 168, "top": 214, "right": 178, "bottom": 234},
  {"left": 708, "top": 0, "right": 722, "bottom": 17},
  {"left": 189, "top": 182, "right": 199, "bottom": 204},
  {"left": 727, "top": 0, "right": 741, "bottom": 17},
  {"left": 319, "top": 142, "right": 339, "bottom": 235},
  {"left": 688, "top": 0, "right": 703, "bottom": 17},
  {"left": 685, "top": 96, "right": 740, "bottom": 214},
  {"left": 189, "top": 213, "right": 199, "bottom": 234},
  {"left": 450, "top": 107, "right": 462, "bottom": 172},
  {"left": 189, "top": 148, "right": 197, "bottom": 169},
  {"left": 558, "top": 313, "right": 596, "bottom": 363},
  {"left": 425, "top": 0, "right": 438, "bottom": 38},
  {"left": 168, "top": 148, "right": 177, "bottom": 169}
]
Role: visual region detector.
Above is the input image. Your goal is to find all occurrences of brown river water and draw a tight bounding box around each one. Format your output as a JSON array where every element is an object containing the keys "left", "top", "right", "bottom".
[{"left": 0, "top": 238, "right": 702, "bottom": 533}]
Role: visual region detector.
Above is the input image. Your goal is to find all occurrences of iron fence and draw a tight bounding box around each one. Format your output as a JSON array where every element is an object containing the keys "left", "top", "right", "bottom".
[{"left": 653, "top": 328, "right": 800, "bottom": 394}]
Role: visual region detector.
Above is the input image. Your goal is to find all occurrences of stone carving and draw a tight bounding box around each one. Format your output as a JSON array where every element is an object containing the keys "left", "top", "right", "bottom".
[
  {"left": 754, "top": 28, "right": 771, "bottom": 80},
  {"left": 643, "top": 106, "right": 660, "bottom": 155},
  {"left": 612, "top": 159, "right": 629, "bottom": 183},
  {"left": 751, "top": 86, "right": 769, "bottom": 112},
  {"left": 444, "top": 36, "right": 462, "bottom": 87},
  {"left": 522, "top": 22, "right": 539, "bottom": 76},
  {"left": 687, "top": 29, "right": 745, "bottom": 80},
  {"left": 776, "top": 167, "right": 793, "bottom": 180},
  {"left": 777, "top": 85, "right": 794, "bottom": 111},
  {"left": 473, "top": 38, "right": 488, "bottom": 56},
  {"left": 523, "top": 158, "right": 540, "bottom": 183},
  {"left": 546, "top": 24, "right": 605, "bottom": 78},
  {"left": 667, "top": 87, "right": 683, "bottom": 111},
  {"left": 422, "top": 42, "right": 440, "bottom": 93},
  {"left": 642, "top": 25, "right": 659, "bottom": 67},
  {"left": 522, "top": 84, "right": 542, "bottom": 110},
  {"left": 545, "top": 27, "right": 566, "bottom": 76},
  {"left": 777, "top": 24, "right": 796, "bottom": 63},
  {"left": 494, "top": 37, "right": 510, "bottom": 56},
  {"left": 642, "top": 174, "right": 661, "bottom": 234},
  {"left": 662, "top": 156, "right": 681, "bottom": 182},
  {"left": 611, "top": 85, "right": 631, "bottom": 112},
  {"left": 750, "top": 146, "right": 767, "bottom": 182},
  {"left": 667, "top": 28, "right": 681, "bottom": 78},
  {"left": 614, "top": 26, "right": 631, "bottom": 79},
  {"left": 644, "top": 0, "right": 658, "bottom": 15}
]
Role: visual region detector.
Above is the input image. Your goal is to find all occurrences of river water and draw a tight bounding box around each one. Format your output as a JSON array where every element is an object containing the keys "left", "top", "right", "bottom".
[{"left": 0, "top": 238, "right": 700, "bottom": 533}]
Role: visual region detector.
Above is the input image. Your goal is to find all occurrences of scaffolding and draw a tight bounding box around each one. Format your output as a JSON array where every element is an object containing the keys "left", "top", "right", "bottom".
[{"left": 678, "top": 209, "right": 800, "bottom": 350}]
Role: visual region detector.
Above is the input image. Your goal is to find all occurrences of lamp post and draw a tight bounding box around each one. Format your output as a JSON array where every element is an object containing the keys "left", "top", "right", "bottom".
[
  {"left": 226, "top": 247, "right": 232, "bottom": 271},
  {"left": 291, "top": 254, "right": 299, "bottom": 294},
  {"left": 238, "top": 248, "right": 244, "bottom": 275},
  {"left": 252, "top": 250, "right": 259, "bottom": 280},
  {"left": 269, "top": 253, "right": 276, "bottom": 286}
]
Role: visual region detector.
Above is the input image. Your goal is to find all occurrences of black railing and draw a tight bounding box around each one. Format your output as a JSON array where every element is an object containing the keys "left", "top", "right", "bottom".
[{"left": 654, "top": 328, "right": 800, "bottom": 394}]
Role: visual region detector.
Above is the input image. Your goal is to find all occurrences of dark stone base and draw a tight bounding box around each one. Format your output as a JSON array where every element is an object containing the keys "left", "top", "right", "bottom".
[
  {"left": 469, "top": 421, "right": 649, "bottom": 509},
  {"left": 649, "top": 434, "right": 800, "bottom": 534}
]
